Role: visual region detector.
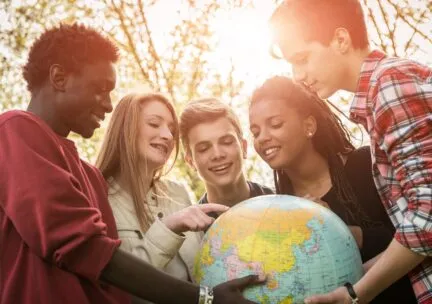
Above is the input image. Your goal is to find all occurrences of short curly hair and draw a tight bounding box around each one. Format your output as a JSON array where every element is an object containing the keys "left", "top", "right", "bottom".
[{"left": 23, "top": 23, "right": 119, "bottom": 93}]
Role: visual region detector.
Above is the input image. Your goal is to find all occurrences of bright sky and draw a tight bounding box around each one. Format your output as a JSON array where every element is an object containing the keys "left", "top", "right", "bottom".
[{"left": 2, "top": 0, "right": 431, "bottom": 185}]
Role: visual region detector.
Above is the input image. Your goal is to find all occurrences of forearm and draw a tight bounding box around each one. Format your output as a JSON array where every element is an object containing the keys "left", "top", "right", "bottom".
[
  {"left": 101, "top": 248, "right": 198, "bottom": 304},
  {"left": 362, "top": 252, "right": 383, "bottom": 273},
  {"left": 355, "top": 239, "right": 425, "bottom": 303}
]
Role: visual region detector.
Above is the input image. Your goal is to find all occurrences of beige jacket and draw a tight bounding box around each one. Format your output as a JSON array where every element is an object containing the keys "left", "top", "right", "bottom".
[{"left": 108, "top": 178, "right": 202, "bottom": 283}]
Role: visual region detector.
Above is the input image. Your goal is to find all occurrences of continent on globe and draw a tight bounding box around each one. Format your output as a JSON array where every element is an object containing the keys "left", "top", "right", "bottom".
[{"left": 193, "top": 195, "right": 363, "bottom": 304}]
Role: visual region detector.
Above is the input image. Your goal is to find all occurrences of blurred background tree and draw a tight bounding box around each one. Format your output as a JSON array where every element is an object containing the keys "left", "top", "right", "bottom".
[{"left": 1, "top": 0, "right": 430, "bottom": 198}]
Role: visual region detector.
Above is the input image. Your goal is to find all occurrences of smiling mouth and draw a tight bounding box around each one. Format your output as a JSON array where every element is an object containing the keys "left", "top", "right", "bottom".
[
  {"left": 209, "top": 163, "right": 232, "bottom": 174},
  {"left": 150, "top": 144, "right": 168, "bottom": 155},
  {"left": 263, "top": 147, "right": 281, "bottom": 159}
]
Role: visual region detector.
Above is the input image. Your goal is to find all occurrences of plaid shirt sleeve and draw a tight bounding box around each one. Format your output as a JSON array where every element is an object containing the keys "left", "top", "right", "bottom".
[{"left": 372, "top": 69, "right": 432, "bottom": 255}]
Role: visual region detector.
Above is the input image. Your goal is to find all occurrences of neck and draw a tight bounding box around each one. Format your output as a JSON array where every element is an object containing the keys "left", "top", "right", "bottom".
[
  {"left": 344, "top": 47, "right": 372, "bottom": 92},
  {"left": 27, "top": 88, "right": 69, "bottom": 137},
  {"left": 283, "top": 148, "right": 331, "bottom": 198},
  {"left": 206, "top": 175, "right": 250, "bottom": 207}
]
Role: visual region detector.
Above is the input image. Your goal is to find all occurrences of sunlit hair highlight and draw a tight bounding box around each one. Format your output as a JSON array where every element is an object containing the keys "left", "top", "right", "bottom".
[{"left": 179, "top": 98, "right": 243, "bottom": 155}]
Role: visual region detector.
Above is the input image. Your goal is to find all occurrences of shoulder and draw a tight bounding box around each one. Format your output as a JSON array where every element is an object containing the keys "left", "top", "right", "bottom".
[
  {"left": 159, "top": 179, "right": 189, "bottom": 194},
  {"left": 347, "top": 146, "right": 371, "bottom": 163},
  {"left": 343, "top": 146, "right": 374, "bottom": 183},
  {"left": 345, "top": 146, "right": 372, "bottom": 170},
  {"left": 371, "top": 57, "right": 431, "bottom": 86},
  {"left": 0, "top": 110, "right": 50, "bottom": 134},
  {"left": 81, "top": 160, "right": 108, "bottom": 191},
  {"left": 248, "top": 181, "right": 274, "bottom": 196},
  {"left": 156, "top": 179, "right": 195, "bottom": 204},
  {"left": 0, "top": 110, "right": 71, "bottom": 161}
]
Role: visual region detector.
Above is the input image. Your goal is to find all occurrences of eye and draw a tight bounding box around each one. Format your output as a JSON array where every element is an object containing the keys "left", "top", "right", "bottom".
[
  {"left": 149, "top": 122, "right": 159, "bottom": 128},
  {"left": 270, "top": 122, "right": 283, "bottom": 129},
  {"left": 222, "top": 138, "right": 234, "bottom": 145},
  {"left": 250, "top": 131, "right": 259, "bottom": 138},
  {"left": 250, "top": 127, "right": 259, "bottom": 138},
  {"left": 197, "top": 146, "right": 209, "bottom": 153}
]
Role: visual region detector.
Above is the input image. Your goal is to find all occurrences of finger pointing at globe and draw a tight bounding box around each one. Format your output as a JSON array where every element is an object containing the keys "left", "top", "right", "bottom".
[{"left": 162, "top": 203, "right": 229, "bottom": 234}]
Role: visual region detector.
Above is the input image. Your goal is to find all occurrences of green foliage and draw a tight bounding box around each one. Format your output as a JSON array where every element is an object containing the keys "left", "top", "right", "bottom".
[{"left": 1, "top": 0, "right": 430, "bottom": 198}]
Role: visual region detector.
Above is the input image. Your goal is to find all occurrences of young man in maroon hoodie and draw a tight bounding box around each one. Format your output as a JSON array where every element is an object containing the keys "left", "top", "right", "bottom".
[{"left": 0, "top": 23, "right": 263, "bottom": 304}]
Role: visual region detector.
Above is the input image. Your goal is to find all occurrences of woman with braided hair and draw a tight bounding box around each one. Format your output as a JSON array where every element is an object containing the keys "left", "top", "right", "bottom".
[{"left": 248, "top": 76, "right": 416, "bottom": 303}]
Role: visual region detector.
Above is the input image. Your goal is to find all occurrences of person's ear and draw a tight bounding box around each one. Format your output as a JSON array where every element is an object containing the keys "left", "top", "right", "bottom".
[
  {"left": 49, "top": 64, "right": 67, "bottom": 92},
  {"left": 304, "top": 115, "right": 317, "bottom": 139},
  {"left": 241, "top": 138, "right": 248, "bottom": 159},
  {"left": 185, "top": 151, "right": 196, "bottom": 170},
  {"left": 332, "top": 28, "right": 351, "bottom": 54}
]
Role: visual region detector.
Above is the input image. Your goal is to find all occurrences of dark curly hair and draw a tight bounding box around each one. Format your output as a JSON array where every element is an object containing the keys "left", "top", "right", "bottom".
[
  {"left": 251, "top": 76, "right": 373, "bottom": 227},
  {"left": 23, "top": 23, "right": 119, "bottom": 93}
]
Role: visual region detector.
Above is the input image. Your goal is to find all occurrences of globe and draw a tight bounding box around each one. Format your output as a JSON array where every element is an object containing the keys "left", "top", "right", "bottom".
[{"left": 193, "top": 195, "right": 363, "bottom": 304}]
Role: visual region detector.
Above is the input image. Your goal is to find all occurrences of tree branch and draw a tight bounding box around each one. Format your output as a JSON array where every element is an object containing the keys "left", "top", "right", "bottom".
[
  {"left": 107, "top": 0, "right": 150, "bottom": 81},
  {"left": 137, "top": 0, "right": 174, "bottom": 99},
  {"left": 385, "top": 0, "right": 432, "bottom": 44}
]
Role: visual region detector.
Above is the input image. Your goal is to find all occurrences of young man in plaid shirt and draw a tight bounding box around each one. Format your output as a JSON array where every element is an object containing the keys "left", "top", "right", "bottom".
[{"left": 269, "top": 0, "right": 431, "bottom": 303}]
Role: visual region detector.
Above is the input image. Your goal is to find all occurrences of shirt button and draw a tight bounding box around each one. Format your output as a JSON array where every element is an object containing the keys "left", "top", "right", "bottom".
[{"left": 157, "top": 212, "right": 164, "bottom": 218}]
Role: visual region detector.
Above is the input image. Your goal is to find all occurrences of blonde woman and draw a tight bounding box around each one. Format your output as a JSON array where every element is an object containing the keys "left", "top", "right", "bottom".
[{"left": 96, "top": 93, "right": 227, "bottom": 290}]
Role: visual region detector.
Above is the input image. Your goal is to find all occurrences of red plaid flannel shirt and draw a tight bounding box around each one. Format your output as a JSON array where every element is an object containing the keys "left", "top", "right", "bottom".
[{"left": 350, "top": 50, "right": 432, "bottom": 303}]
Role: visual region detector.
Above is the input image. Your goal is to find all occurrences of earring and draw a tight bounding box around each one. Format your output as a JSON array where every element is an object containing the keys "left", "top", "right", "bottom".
[{"left": 307, "top": 132, "right": 313, "bottom": 138}]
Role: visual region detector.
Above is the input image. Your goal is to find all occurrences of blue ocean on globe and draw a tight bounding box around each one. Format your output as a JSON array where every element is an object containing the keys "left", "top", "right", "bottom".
[{"left": 193, "top": 195, "right": 363, "bottom": 304}]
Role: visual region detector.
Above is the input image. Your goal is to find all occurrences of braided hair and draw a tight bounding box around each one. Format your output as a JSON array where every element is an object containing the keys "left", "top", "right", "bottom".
[{"left": 251, "top": 76, "right": 372, "bottom": 227}]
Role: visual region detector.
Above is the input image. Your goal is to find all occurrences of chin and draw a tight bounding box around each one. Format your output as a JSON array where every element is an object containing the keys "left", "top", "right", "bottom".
[
  {"left": 266, "top": 158, "right": 287, "bottom": 171},
  {"left": 146, "top": 158, "right": 166, "bottom": 169},
  {"left": 210, "top": 177, "right": 236, "bottom": 188},
  {"left": 79, "top": 130, "right": 95, "bottom": 139}
]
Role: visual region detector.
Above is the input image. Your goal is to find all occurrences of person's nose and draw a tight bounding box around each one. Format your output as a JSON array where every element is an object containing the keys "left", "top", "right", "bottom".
[{"left": 160, "top": 125, "right": 174, "bottom": 141}]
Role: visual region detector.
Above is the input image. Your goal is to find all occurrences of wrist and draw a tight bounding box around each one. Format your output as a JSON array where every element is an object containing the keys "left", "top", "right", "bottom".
[
  {"left": 198, "top": 285, "right": 214, "bottom": 304},
  {"left": 161, "top": 218, "right": 181, "bottom": 234},
  {"left": 344, "top": 282, "right": 359, "bottom": 304}
]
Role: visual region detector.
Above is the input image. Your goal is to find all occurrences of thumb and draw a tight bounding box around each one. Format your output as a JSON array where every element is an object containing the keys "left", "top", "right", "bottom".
[{"left": 229, "top": 274, "right": 266, "bottom": 291}]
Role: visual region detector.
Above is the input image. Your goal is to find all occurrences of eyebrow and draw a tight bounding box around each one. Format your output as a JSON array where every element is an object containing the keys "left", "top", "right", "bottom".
[
  {"left": 143, "top": 114, "right": 172, "bottom": 122},
  {"left": 194, "top": 134, "right": 236, "bottom": 147},
  {"left": 93, "top": 79, "right": 115, "bottom": 91},
  {"left": 250, "top": 114, "right": 282, "bottom": 129}
]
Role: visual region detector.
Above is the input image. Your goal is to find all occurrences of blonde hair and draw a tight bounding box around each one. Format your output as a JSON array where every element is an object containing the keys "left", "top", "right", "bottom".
[
  {"left": 179, "top": 98, "right": 243, "bottom": 155},
  {"left": 96, "top": 92, "right": 179, "bottom": 231}
]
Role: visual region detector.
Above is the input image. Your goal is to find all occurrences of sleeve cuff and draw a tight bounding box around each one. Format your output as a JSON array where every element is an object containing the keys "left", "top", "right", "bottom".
[
  {"left": 145, "top": 218, "right": 186, "bottom": 257},
  {"left": 394, "top": 227, "right": 432, "bottom": 256}
]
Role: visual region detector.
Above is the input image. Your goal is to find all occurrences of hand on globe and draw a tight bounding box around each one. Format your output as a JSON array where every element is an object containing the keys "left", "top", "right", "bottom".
[
  {"left": 162, "top": 203, "right": 229, "bottom": 234},
  {"left": 213, "top": 274, "right": 267, "bottom": 304},
  {"left": 304, "top": 286, "right": 353, "bottom": 304}
]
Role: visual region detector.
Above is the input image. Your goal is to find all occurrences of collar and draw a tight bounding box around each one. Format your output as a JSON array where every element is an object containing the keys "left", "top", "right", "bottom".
[
  {"left": 108, "top": 177, "right": 159, "bottom": 207},
  {"left": 349, "top": 50, "right": 387, "bottom": 124}
]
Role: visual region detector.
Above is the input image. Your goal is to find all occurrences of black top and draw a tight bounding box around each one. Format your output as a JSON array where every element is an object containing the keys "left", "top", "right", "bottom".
[
  {"left": 321, "top": 146, "right": 416, "bottom": 303},
  {"left": 198, "top": 181, "right": 273, "bottom": 219}
]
